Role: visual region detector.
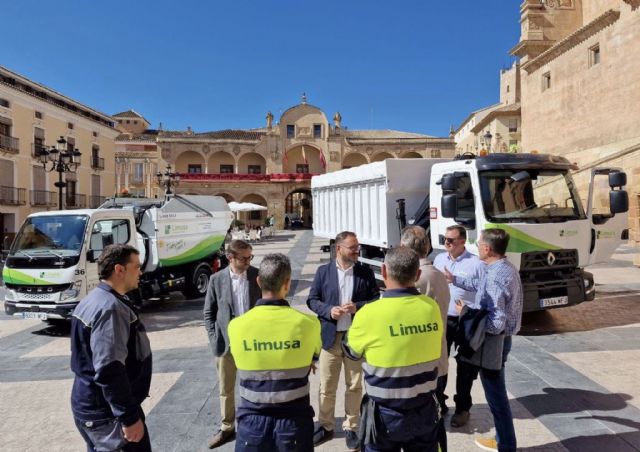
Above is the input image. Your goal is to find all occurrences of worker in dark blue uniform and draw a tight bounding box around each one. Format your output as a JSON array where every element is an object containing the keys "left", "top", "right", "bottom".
[
  {"left": 228, "top": 253, "right": 321, "bottom": 451},
  {"left": 344, "top": 247, "right": 443, "bottom": 452}
]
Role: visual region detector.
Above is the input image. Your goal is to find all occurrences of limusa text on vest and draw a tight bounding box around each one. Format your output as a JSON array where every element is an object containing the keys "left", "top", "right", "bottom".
[
  {"left": 389, "top": 322, "right": 439, "bottom": 337},
  {"left": 243, "top": 339, "right": 302, "bottom": 351}
]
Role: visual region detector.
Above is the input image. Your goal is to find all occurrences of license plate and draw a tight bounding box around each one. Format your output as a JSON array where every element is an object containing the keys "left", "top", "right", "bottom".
[
  {"left": 20, "top": 312, "right": 48, "bottom": 320},
  {"left": 540, "top": 296, "right": 569, "bottom": 308}
]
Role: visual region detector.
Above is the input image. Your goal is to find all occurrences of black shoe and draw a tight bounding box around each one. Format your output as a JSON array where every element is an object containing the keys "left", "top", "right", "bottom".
[
  {"left": 313, "top": 425, "right": 334, "bottom": 446},
  {"left": 208, "top": 430, "right": 235, "bottom": 449},
  {"left": 450, "top": 410, "right": 470, "bottom": 428},
  {"left": 345, "top": 430, "right": 360, "bottom": 451}
]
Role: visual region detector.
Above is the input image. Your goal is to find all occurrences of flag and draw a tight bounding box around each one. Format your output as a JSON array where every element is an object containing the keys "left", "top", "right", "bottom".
[
  {"left": 301, "top": 145, "right": 307, "bottom": 164},
  {"left": 319, "top": 150, "right": 327, "bottom": 170}
]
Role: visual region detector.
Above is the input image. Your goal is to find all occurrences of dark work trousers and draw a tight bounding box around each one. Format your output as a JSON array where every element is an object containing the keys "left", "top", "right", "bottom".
[
  {"left": 444, "top": 315, "right": 480, "bottom": 414},
  {"left": 74, "top": 408, "right": 151, "bottom": 452},
  {"left": 363, "top": 397, "right": 439, "bottom": 452},
  {"left": 235, "top": 414, "right": 313, "bottom": 452}
]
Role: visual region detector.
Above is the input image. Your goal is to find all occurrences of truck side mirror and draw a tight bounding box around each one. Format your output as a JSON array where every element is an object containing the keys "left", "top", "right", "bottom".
[
  {"left": 610, "top": 190, "right": 629, "bottom": 214},
  {"left": 86, "top": 249, "right": 100, "bottom": 263},
  {"left": 609, "top": 171, "right": 626, "bottom": 188},
  {"left": 441, "top": 194, "right": 458, "bottom": 218},
  {"left": 441, "top": 175, "right": 458, "bottom": 192}
]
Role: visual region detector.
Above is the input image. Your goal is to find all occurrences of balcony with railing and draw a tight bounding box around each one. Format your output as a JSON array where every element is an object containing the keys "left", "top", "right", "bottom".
[
  {"left": 178, "top": 173, "right": 316, "bottom": 183},
  {"left": 0, "top": 186, "right": 27, "bottom": 205},
  {"left": 91, "top": 156, "right": 105, "bottom": 170},
  {"left": 30, "top": 190, "right": 57, "bottom": 207},
  {"left": 65, "top": 194, "right": 87, "bottom": 209},
  {"left": 0, "top": 134, "right": 19, "bottom": 153},
  {"left": 89, "top": 195, "right": 106, "bottom": 209}
]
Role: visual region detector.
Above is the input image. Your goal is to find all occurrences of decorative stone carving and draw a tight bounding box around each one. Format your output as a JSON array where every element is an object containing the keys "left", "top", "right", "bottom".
[
  {"left": 298, "top": 127, "right": 311, "bottom": 137},
  {"left": 365, "top": 147, "right": 374, "bottom": 156},
  {"left": 545, "top": 0, "right": 574, "bottom": 9},
  {"left": 202, "top": 144, "right": 210, "bottom": 155},
  {"left": 330, "top": 151, "right": 340, "bottom": 162},
  {"left": 161, "top": 148, "right": 171, "bottom": 160},
  {"left": 233, "top": 145, "right": 241, "bottom": 156},
  {"left": 270, "top": 150, "right": 281, "bottom": 163}
]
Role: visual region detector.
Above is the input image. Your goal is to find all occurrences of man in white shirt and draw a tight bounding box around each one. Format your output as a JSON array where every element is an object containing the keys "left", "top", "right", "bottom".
[
  {"left": 203, "top": 240, "right": 261, "bottom": 449},
  {"left": 433, "top": 225, "right": 484, "bottom": 428},
  {"left": 307, "top": 231, "right": 379, "bottom": 451}
]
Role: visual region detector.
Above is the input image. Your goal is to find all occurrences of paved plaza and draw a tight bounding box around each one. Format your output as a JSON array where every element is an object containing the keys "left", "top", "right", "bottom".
[{"left": 2, "top": 230, "right": 640, "bottom": 451}]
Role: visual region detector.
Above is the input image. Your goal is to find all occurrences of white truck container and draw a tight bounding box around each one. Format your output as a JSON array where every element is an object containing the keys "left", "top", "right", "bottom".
[
  {"left": 3, "top": 195, "right": 233, "bottom": 321},
  {"left": 312, "top": 154, "right": 630, "bottom": 313}
]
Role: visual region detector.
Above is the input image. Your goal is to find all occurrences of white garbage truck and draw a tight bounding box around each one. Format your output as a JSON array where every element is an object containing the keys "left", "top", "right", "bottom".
[
  {"left": 312, "top": 153, "right": 629, "bottom": 312},
  {"left": 3, "top": 195, "right": 234, "bottom": 321}
]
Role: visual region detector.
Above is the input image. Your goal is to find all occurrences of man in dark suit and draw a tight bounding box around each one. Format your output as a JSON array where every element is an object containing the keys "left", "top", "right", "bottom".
[
  {"left": 307, "top": 231, "right": 379, "bottom": 451},
  {"left": 203, "top": 240, "right": 261, "bottom": 449}
]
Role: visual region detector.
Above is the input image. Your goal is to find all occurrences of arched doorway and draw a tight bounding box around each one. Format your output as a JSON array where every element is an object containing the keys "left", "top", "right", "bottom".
[
  {"left": 371, "top": 151, "right": 394, "bottom": 163},
  {"left": 240, "top": 193, "right": 268, "bottom": 226},
  {"left": 401, "top": 151, "right": 422, "bottom": 159},
  {"left": 342, "top": 153, "right": 368, "bottom": 169},
  {"left": 285, "top": 189, "right": 312, "bottom": 229}
]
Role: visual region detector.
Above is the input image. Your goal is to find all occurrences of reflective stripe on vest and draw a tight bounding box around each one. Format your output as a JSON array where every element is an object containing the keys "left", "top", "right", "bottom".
[
  {"left": 239, "top": 382, "right": 310, "bottom": 404},
  {"left": 362, "top": 360, "right": 439, "bottom": 401},
  {"left": 237, "top": 366, "right": 310, "bottom": 381}
]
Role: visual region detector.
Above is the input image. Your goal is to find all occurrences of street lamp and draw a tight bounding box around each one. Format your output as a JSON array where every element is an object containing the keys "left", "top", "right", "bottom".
[
  {"left": 156, "top": 164, "right": 180, "bottom": 198},
  {"left": 39, "top": 136, "right": 82, "bottom": 210},
  {"left": 483, "top": 131, "right": 493, "bottom": 153}
]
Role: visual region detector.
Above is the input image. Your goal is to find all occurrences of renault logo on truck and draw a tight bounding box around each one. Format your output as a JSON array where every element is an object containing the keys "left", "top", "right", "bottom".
[{"left": 547, "top": 252, "right": 556, "bottom": 266}]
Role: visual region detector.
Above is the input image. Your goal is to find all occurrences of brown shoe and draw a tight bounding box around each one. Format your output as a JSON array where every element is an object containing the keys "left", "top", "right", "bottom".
[
  {"left": 451, "top": 410, "right": 470, "bottom": 428},
  {"left": 208, "top": 430, "right": 235, "bottom": 449}
]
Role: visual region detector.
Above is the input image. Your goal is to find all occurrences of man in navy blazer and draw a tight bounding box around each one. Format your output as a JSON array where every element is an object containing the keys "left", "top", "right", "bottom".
[{"left": 307, "top": 231, "right": 379, "bottom": 450}]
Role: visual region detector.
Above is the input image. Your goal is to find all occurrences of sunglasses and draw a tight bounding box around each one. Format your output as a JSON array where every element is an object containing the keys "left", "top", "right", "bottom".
[{"left": 444, "top": 237, "right": 461, "bottom": 244}]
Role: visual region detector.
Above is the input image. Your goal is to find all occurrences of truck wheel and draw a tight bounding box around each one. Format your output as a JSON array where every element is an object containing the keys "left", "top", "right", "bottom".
[{"left": 183, "top": 263, "right": 212, "bottom": 299}]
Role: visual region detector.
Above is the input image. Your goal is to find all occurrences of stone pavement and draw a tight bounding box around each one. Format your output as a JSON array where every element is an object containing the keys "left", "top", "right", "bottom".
[{"left": 1, "top": 231, "right": 640, "bottom": 451}]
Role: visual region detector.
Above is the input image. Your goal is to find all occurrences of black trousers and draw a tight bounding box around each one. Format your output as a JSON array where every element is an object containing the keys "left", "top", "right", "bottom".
[
  {"left": 437, "top": 316, "right": 479, "bottom": 413},
  {"left": 75, "top": 408, "right": 151, "bottom": 452}
]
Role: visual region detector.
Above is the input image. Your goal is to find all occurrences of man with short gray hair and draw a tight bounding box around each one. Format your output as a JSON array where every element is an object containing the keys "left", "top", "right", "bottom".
[
  {"left": 401, "top": 226, "right": 450, "bottom": 451},
  {"left": 228, "top": 253, "right": 321, "bottom": 451},
  {"left": 344, "top": 246, "right": 442, "bottom": 451}
]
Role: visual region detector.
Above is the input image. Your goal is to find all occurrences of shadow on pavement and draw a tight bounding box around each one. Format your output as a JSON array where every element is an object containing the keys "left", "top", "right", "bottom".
[
  {"left": 518, "top": 430, "right": 640, "bottom": 452},
  {"left": 514, "top": 387, "right": 632, "bottom": 418}
]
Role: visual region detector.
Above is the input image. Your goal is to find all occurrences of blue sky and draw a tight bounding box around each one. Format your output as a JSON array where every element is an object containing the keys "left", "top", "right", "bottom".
[{"left": 2, "top": 0, "right": 520, "bottom": 136}]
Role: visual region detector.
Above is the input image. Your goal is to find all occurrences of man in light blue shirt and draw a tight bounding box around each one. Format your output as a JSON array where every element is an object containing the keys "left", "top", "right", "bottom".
[
  {"left": 433, "top": 225, "right": 484, "bottom": 427},
  {"left": 444, "top": 228, "right": 523, "bottom": 452}
]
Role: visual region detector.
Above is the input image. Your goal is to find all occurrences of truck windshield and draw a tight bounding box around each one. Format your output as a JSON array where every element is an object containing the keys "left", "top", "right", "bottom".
[
  {"left": 10, "top": 215, "right": 88, "bottom": 255},
  {"left": 479, "top": 170, "right": 586, "bottom": 222}
]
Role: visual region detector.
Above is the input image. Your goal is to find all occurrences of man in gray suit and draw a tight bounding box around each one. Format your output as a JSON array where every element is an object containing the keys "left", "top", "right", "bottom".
[{"left": 204, "top": 240, "right": 261, "bottom": 449}]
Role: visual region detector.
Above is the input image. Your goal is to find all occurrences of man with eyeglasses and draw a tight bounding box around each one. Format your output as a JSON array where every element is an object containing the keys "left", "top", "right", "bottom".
[
  {"left": 433, "top": 225, "right": 484, "bottom": 428},
  {"left": 307, "top": 231, "right": 379, "bottom": 450},
  {"left": 204, "top": 240, "right": 261, "bottom": 448}
]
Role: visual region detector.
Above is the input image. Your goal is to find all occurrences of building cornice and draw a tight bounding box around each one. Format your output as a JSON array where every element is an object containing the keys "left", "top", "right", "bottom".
[
  {"left": 521, "top": 9, "right": 621, "bottom": 74},
  {"left": 158, "top": 137, "right": 261, "bottom": 145},
  {"left": 0, "top": 65, "right": 117, "bottom": 129},
  {"left": 345, "top": 137, "right": 454, "bottom": 147}
]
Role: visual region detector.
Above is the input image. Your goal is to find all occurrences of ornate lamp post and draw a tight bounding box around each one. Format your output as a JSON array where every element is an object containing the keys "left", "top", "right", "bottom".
[
  {"left": 156, "top": 164, "right": 180, "bottom": 198},
  {"left": 39, "top": 136, "right": 81, "bottom": 210},
  {"left": 483, "top": 131, "right": 493, "bottom": 153}
]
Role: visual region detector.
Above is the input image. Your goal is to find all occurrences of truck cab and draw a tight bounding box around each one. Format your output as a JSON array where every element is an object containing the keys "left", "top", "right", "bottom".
[
  {"left": 3, "top": 210, "right": 138, "bottom": 320},
  {"left": 431, "top": 153, "right": 628, "bottom": 311}
]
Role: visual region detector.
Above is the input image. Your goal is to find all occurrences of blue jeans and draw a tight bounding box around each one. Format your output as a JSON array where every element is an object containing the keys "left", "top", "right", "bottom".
[
  {"left": 235, "top": 414, "right": 313, "bottom": 452},
  {"left": 479, "top": 336, "right": 516, "bottom": 452}
]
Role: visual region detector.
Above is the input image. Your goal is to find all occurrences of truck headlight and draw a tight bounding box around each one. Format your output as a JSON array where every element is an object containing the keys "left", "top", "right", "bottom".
[
  {"left": 60, "top": 280, "right": 82, "bottom": 302},
  {"left": 4, "top": 289, "right": 17, "bottom": 302}
]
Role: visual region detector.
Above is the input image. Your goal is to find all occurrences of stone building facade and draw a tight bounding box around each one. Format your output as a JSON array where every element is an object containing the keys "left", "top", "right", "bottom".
[
  {"left": 0, "top": 65, "right": 118, "bottom": 249},
  {"left": 154, "top": 98, "right": 454, "bottom": 228},
  {"left": 510, "top": 0, "right": 640, "bottom": 245}
]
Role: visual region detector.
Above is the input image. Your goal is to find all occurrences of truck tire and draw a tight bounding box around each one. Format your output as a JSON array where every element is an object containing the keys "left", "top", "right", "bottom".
[{"left": 183, "top": 262, "right": 212, "bottom": 299}]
